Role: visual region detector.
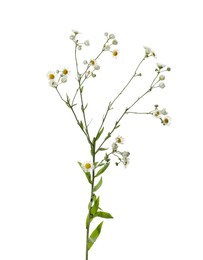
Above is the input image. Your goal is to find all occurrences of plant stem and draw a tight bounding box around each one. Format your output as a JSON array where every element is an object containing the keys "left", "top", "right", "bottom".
[{"left": 85, "top": 142, "right": 96, "bottom": 260}]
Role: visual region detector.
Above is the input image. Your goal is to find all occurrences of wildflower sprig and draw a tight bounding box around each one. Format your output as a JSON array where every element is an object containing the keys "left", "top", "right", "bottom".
[{"left": 47, "top": 30, "right": 171, "bottom": 260}]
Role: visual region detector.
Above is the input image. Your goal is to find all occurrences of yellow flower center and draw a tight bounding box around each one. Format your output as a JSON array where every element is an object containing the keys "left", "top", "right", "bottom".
[
  {"left": 85, "top": 163, "right": 91, "bottom": 170},
  {"left": 113, "top": 51, "right": 118, "bottom": 57},
  {"left": 63, "top": 69, "right": 68, "bottom": 75},
  {"left": 117, "top": 137, "right": 121, "bottom": 143},
  {"left": 164, "top": 118, "right": 169, "bottom": 124},
  {"left": 155, "top": 111, "right": 160, "bottom": 117},
  {"left": 90, "top": 60, "right": 95, "bottom": 65},
  {"left": 49, "top": 74, "right": 55, "bottom": 80}
]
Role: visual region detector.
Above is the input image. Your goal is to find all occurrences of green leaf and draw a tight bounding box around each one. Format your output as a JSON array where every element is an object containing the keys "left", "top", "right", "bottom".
[
  {"left": 96, "top": 127, "right": 104, "bottom": 141},
  {"left": 91, "top": 197, "right": 100, "bottom": 216},
  {"left": 95, "top": 162, "right": 110, "bottom": 177},
  {"left": 88, "top": 221, "right": 104, "bottom": 250},
  {"left": 93, "top": 177, "right": 103, "bottom": 192},
  {"left": 77, "top": 162, "right": 92, "bottom": 184},
  {"left": 95, "top": 211, "right": 113, "bottom": 219},
  {"left": 86, "top": 213, "right": 93, "bottom": 229},
  {"left": 98, "top": 147, "right": 108, "bottom": 151}
]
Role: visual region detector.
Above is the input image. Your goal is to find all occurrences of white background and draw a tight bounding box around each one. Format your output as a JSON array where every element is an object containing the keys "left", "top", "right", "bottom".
[{"left": 0, "top": 0, "right": 203, "bottom": 259}]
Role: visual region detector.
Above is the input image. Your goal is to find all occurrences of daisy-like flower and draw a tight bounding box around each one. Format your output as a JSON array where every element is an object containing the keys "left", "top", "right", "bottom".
[
  {"left": 158, "top": 82, "right": 166, "bottom": 89},
  {"left": 47, "top": 71, "right": 56, "bottom": 80},
  {"left": 144, "top": 46, "right": 152, "bottom": 55},
  {"left": 112, "top": 49, "right": 119, "bottom": 58},
  {"left": 82, "top": 161, "right": 94, "bottom": 172},
  {"left": 62, "top": 68, "right": 70, "bottom": 76},
  {"left": 49, "top": 80, "right": 58, "bottom": 88},
  {"left": 116, "top": 136, "right": 124, "bottom": 144},
  {"left": 112, "top": 142, "right": 118, "bottom": 152},
  {"left": 152, "top": 109, "right": 161, "bottom": 118},
  {"left": 123, "top": 157, "right": 130, "bottom": 168},
  {"left": 157, "top": 63, "right": 166, "bottom": 69},
  {"left": 160, "top": 108, "right": 168, "bottom": 115},
  {"left": 89, "top": 59, "right": 97, "bottom": 66},
  {"left": 109, "top": 33, "right": 115, "bottom": 39},
  {"left": 112, "top": 39, "right": 118, "bottom": 45},
  {"left": 162, "top": 116, "right": 171, "bottom": 126},
  {"left": 94, "top": 64, "right": 100, "bottom": 70},
  {"left": 159, "top": 75, "right": 165, "bottom": 81},
  {"left": 61, "top": 76, "right": 68, "bottom": 83},
  {"left": 122, "top": 151, "right": 130, "bottom": 158},
  {"left": 103, "top": 45, "right": 111, "bottom": 51},
  {"left": 84, "top": 40, "right": 90, "bottom": 46}
]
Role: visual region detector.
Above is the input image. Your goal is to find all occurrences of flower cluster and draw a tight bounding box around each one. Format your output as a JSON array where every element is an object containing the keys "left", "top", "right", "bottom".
[
  {"left": 152, "top": 105, "right": 171, "bottom": 126},
  {"left": 103, "top": 32, "right": 119, "bottom": 58},
  {"left": 112, "top": 136, "right": 130, "bottom": 167},
  {"left": 47, "top": 68, "right": 70, "bottom": 88},
  {"left": 144, "top": 46, "right": 156, "bottom": 58},
  {"left": 69, "top": 30, "right": 90, "bottom": 51}
]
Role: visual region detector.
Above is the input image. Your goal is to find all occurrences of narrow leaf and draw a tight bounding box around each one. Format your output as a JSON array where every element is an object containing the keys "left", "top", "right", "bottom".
[
  {"left": 95, "top": 162, "right": 110, "bottom": 177},
  {"left": 98, "top": 147, "right": 108, "bottom": 151},
  {"left": 95, "top": 211, "right": 113, "bottom": 219},
  {"left": 88, "top": 221, "right": 104, "bottom": 250},
  {"left": 86, "top": 213, "right": 93, "bottom": 229},
  {"left": 91, "top": 197, "right": 100, "bottom": 216},
  {"left": 93, "top": 177, "right": 103, "bottom": 192},
  {"left": 77, "top": 162, "right": 92, "bottom": 184},
  {"left": 96, "top": 127, "right": 104, "bottom": 141}
]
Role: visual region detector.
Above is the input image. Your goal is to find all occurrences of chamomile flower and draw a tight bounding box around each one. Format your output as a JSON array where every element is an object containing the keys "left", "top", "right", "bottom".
[
  {"left": 153, "top": 109, "right": 161, "bottom": 118},
  {"left": 158, "top": 82, "right": 166, "bottom": 89},
  {"left": 94, "top": 64, "right": 100, "bottom": 70},
  {"left": 112, "top": 142, "right": 118, "bottom": 152},
  {"left": 89, "top": 59, "right": 96, "bottom": 66},
  {"left": 62, "top": 68, "right": 70, "bottom": 76},
  {"left": 47, "top": 71, "right": 56, "bottom": 80},
  {"left": 116, "top": 136, "right": 124, "bottom": 144},
  {"left": 82, "top": 161, "right": 94, "bottom": 172},
  {"left": 112, "top": 49, "right": 119, "bottom": 58},
  {"left": 162, "top": 116, "right": 171, "bottom": 126},
  {"left": 159, "top": 75, "right": 165, "bottom": 81},
  {"left": 49, "top": 80, "right": 58, "bottom": 88},
  {"left": 84, "top": 40, "right": 90, "bottom": 46},
  {"left": 160, "top": 108, "right": 168, "bottom": 115},
  {"left": 157, "top": 63, "right": 166, "bottom": 69},
  {"left": 61, "top": 76, "right": 68, "bottom": 83}
]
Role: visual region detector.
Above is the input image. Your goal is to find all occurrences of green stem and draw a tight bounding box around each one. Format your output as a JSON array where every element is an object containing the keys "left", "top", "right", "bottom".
[{"left": 85, "top": 142, "right": 96, "bottom": 260}]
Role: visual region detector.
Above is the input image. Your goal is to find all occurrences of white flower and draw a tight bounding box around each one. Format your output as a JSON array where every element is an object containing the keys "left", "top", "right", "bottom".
[
  {"left": 160, "top": 108, "right": 168, "bottom": 115},
  {"left": 152, "top": 109, "right": 161, "bottom": 118},
  {"left": 84, "top": 40, "right": 90, "bottom": 46},
  {"left": 61, "top": 68, "right": 70, "bottom": 76},
  {"left": 162, "top": 116, "right": 171, "bottom": 126},
  {"left": 144, "top": 46, "right": 152, "bottom": 55},
  {"left": 158, "top": 82, "right": 166, "bottom": 89},
  {"left": 49, "top": 80, "right": 58, "bottom": 88},
  {"left": 159, "top": 75, "right": 165, "bottom": 81},
  {"left": 112, "top": 142, "right": 118, "bottom": 152},
  {"left": 112, "top": 49, "right": 119, "bottom": 58},
  {"left": 82, "top": 161, "right": 94, "bottom": 172},
  {"left": 122, "top": 151, "right": 130, "bottom": 159},
  {"left": 72, "top": 30, "right": 80, "bottom": 35},
  {"left": 123, "top": 157, "right": 130, "bottom": 168},
  {"left": 112, "top": 39, "right": 118, "bottom": 45},
  {"left": 109, "top": 33, "right": 115, "bottom": 39},
  {"left": 157, "top": 63, "right": 166, "bottom": 69},
  {"left": 47, "top": 71, "right": 56, "bottom": 80},
  {"left": 103, "top": 45, "right": 110, "bottom": 51},
  {"left": 89, "top": 59, "right": 97, "bottom": 66},
  {"left": 94, "top": 64, "right": 100, "bottom": 70},
  {"left": 69, "top": 35, "right": 75, "bottom": 40},
  {"left": 116, "top": 136, "right": 124, "bottom": 144},
  {"left": 61, "top": 76, "right": 68, "bottom": 83}
]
